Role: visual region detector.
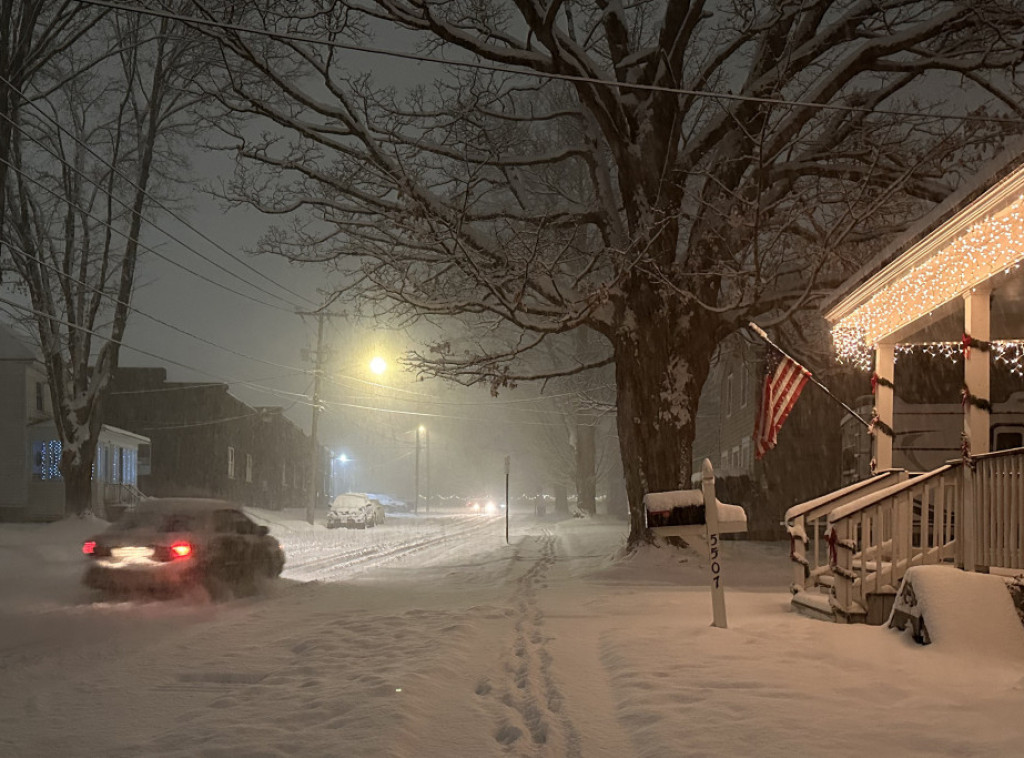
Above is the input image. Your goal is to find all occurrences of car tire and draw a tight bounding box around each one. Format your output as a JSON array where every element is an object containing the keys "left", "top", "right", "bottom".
[{"left": 202, "top": 568, "right": 234, "bottom": 602}]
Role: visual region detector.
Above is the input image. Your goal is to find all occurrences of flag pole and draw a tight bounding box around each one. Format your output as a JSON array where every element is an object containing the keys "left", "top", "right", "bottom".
[{"left": 747, "top": 322, "right": 870, "bottom": 429}]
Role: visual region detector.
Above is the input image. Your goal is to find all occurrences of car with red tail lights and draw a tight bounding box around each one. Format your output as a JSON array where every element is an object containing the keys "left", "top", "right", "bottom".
[{"left": 81, "top": 498, "right": 285, "bottom": 599}]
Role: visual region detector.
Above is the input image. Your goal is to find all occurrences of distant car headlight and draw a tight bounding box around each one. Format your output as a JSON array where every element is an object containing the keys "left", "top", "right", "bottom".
[{"left": 485, "top": 501, "right": 496, "bottom": 514}]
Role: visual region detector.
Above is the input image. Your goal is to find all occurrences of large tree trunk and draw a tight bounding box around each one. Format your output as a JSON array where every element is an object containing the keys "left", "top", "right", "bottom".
[
  {"left": 613, "top": 297, "right": 717, "bottom": 548},
  {"left": 62, "top": 449, "right": 95, "bottom": 516}
]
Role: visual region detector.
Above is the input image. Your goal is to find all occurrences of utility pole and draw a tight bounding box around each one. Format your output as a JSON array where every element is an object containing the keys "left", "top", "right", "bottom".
[
  {"left": 298, "top": 304, "right": 341, "bottom": 526},
  {"left": 424, "top": 427, "right": 430, "bottom": 513},
  {"left": 307, "top": 313, "right": 326, "bottom": 525}
]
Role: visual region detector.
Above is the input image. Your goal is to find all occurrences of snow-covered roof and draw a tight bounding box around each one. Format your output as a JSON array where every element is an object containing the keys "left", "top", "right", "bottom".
[
  {"left": 824, "top": 139, "right": 1024, "bottom": 320},
  {"left": 825, "top": 143, "right": 1024, "bottom": 357}
]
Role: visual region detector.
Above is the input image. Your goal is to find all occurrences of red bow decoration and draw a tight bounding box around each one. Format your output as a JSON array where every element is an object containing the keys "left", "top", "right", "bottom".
[
  {"left": 871, "top": 372, "right": 878, "bottom": 394},
  {"left": 962, "top": 332, "right": 972, "bottom": 359}
]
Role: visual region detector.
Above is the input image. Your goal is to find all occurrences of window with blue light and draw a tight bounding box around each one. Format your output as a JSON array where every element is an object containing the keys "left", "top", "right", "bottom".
[{"left": 32, "top": 440, "right": 62, "bottom": 480}]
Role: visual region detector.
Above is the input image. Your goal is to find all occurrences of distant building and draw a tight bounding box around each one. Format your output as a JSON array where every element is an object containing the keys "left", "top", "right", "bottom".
[
  {"left": 692, "top": 331, "right": 845, "bottom": 540},
  {"left": 0, "top": 323, "right": 148, "bottom": 521},
  {"left": 104, "top": 367, "right": 321, "bottom": 510}
]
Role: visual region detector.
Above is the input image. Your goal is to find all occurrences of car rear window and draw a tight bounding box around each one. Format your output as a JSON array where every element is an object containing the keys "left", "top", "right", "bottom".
[{"left": 112, "top": 510, "right": 200, "bottom": 532}]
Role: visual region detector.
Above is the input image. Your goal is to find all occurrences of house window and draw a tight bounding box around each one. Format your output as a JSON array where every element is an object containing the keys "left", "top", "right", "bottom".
[
  {"left": 35, "top": 382, "right": 45, "bottom": 412},
  {"left": 122, "top": 448, "right": 137, "bottom": 485},
  {"left": 282, "top": 462, "right": 288, "bottom": 487},
  {"left": 995, "top": 431, "right": 1023, "bottom": 450},
  {"left": 739, "top": 369, "right": 748, "bottom": 408},
  {"left": 245, "top": 454, "right": 253, "bottom": 483},
  {"left": 741, "top": 438, "right": 751, "bottom": 468},
  {"left": 227, "top": 446, "right": 235, "bottom": 479},
  {"left": 725, "top": 373, "right": 734, "bottom": 416},
  {"left": 32, "top": 439, "right": 62, "bottom": 480},
  {"left": 110, "top": 448, "right": 121, "bottom": 484},
  {"left": 720, "top": 450, "right": 729, "bottom": 470}
]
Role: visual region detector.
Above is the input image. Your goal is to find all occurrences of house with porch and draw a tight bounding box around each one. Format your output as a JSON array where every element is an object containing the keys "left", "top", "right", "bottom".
[
  {"left": 0, "top": 323, "right": 148, "bottom": 521},
  {"left": 787, "top": 151, "right": 1024, "bottom": 624}
]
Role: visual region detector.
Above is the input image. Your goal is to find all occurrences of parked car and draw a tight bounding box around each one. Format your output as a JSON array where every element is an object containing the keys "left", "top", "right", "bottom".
[
  {"left": 326, "top": 493, "right": 383, "bottom": 529},
  {"left": 81, "top": 498, "right": 285, "bottom": 599},
  {"left": 365, "top": 496, "right": 386, "bottom": 525}
]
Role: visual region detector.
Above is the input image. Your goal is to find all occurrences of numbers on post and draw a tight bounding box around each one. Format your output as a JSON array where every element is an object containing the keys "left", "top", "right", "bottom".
[{"left": 709, "top": 532, "right": 722, "bottom": 589}]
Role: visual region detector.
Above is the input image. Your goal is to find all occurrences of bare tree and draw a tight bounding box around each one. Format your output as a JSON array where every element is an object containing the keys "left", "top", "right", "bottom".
[
  {"left": 198, "top": 1, "right": 1024, "bottom": 545},
  {"left": 1, "top": 7, "right": 205, "bottom": 514}
]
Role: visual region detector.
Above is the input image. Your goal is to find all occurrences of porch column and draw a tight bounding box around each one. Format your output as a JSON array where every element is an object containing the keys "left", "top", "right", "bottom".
[
  {"left": 873, "top": 341, "right": 895, "bottom": 471},
  {"left": 963, "top": 288, "right": 991, "bottom": 457}
]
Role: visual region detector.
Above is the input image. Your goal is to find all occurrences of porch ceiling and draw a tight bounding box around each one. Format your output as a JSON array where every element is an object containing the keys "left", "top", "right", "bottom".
[{"left": 828, "top": 160, "right": 1024, "bottom": 360}]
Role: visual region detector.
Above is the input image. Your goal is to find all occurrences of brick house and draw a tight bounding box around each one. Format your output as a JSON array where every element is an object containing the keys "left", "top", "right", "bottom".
[{"left": 104, "top": 367, "right": 321, "bottom": 510}]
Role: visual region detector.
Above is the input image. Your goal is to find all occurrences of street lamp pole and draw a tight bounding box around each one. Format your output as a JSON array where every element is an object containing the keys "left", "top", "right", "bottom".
[
  {"left": 414, "top": 425, "right": 422, "bottom": 514},
  {"left": 424, "top": 427, "right": 430, "bottom": 513}
]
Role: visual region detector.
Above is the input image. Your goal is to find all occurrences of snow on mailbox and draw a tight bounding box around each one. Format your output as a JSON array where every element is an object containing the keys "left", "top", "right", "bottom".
[
  {"left": 642, "top": 459, "right": 745, "bottom": 628},
  {"left": 643, "top": 491, "right": 748, "bottom": 537}
]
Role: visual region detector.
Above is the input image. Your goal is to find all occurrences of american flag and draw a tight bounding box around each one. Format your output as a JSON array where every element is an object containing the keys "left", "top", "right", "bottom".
[{"left": 753, "top": 346, "right": 811, "bottom": 459}]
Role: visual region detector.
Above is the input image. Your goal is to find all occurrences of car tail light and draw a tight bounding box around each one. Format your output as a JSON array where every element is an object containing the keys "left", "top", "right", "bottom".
[
  {"left": 82, "top": 540, "right": 97, "bottom": 555},
  {"left": 170, "top": 541, "right": 193, "bottom": 559}
]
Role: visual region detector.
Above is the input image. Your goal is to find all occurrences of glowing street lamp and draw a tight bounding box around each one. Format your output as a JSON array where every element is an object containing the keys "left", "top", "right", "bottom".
[
  {"left": 369, "top": 356, "right": 387, "bottom": 375},
  {"left": 334, "top": 452, "right": 352, "bottom": 494}
]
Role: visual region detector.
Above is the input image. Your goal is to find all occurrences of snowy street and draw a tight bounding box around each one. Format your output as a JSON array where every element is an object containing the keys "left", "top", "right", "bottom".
[{"left": 4, "top": 512, "right": 1024, "bottom": 757}]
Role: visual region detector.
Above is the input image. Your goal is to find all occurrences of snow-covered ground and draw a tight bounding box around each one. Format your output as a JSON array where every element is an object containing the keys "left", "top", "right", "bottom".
[{"left": 2, "top": 508, "right": 1024, "bottom": 757}]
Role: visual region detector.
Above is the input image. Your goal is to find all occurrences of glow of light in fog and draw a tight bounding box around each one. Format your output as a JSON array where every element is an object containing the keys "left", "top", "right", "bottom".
[{"left": 369, "top": 356, "right": 387, "bottom": 375}]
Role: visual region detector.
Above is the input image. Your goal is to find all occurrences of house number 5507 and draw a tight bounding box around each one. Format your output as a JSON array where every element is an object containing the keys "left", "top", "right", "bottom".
[{"left": 710, "top": 533, "right": 721, "bottom": 588}]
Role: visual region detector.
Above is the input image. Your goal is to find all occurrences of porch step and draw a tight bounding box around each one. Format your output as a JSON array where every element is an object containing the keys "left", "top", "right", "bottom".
[{"left": 791, "top": 589, "right": 835, "bottom": 622}]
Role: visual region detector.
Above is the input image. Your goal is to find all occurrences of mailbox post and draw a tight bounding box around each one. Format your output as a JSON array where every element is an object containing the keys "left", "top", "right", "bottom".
[{"left": 643, "top": 458, "right": 742, "bottom": 629}]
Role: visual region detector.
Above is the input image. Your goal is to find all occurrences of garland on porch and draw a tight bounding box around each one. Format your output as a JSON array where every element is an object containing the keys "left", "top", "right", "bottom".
[
  {"left": 870, "top": 372, "right": 894, "bottom": 393},
  {"left": 868, "top": 408, "right": 895, "bottom": 438},
  {"left": 960, "top": 385, "right": 993, "bottom": 412},
  {"left": 962, "top": 332, "right": 992, "bottom": 359},
  {"left": 961, "top": 432, "right": 977, "bottom": 471}
]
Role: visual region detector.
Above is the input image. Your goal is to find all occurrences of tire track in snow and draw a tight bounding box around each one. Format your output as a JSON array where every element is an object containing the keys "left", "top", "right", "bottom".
[{"left": 282, "top": 517, "right": 500, "bottom": 582}]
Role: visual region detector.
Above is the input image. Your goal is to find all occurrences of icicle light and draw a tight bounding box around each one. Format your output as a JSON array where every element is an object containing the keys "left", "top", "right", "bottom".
[
  {"left": 892, "top": 340, "right": 1024, "bottom": 377},
  {"left": 833, "top": 197, "right": 1024, "bottom": 363}
]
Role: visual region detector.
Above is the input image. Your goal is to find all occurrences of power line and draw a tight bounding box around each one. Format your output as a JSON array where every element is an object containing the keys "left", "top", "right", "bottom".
[
  {"left": 318, "top": 396, "right": 599, "bottom": 428},
  {"left": 4, "top": 238, "right": 313, "bottom": 376},
  {"left": 71, "top": 0, "right": 1024, "bottom": 127},
  {"left": 108, "top": 369, "right": 306, "bottom": 394},
  {"left": 0, "top": 152, "right": 297, "bottom": 313},
  {"left": 0, "top": 294, "right": 314, "bottom": 407},
  {"left": 0, "top": 72, "right": 318, "bottom": 310}
]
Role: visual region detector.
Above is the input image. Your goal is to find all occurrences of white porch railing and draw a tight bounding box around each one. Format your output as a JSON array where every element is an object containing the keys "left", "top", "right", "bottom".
[
  {"left": 828, "top": 464, "right": 961, "bottom": 621},
  {"left": 970, "top": 447, "right": 1024, "bottom": 571},
  {"left": 785, "top": 470, "right": 911, "bottom": 595},
  {"left": 794, "top": 446, "right": 1024, "bottom": 623}
]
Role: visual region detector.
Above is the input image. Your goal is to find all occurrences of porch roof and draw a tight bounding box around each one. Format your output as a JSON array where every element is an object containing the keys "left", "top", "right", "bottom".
[{"left": 827, "top": 153, "right": 1024, "bottom": 363}]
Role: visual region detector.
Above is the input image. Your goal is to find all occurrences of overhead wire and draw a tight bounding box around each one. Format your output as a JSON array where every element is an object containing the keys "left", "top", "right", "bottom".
[
  {"left": 3, "top": 238, "right": 313, "bottom": 376},
  {"left": 0, "top": 73, "right": 318, "bottom": 310},
  {"left": 70, "top": 0, "right": 1024, "bottom": 128},
  {"left": 0, "top": 151, "right": 299, "bottom": 313},
  {"left": 0, "top": 293, "right": 314, "bottom": 407}
]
